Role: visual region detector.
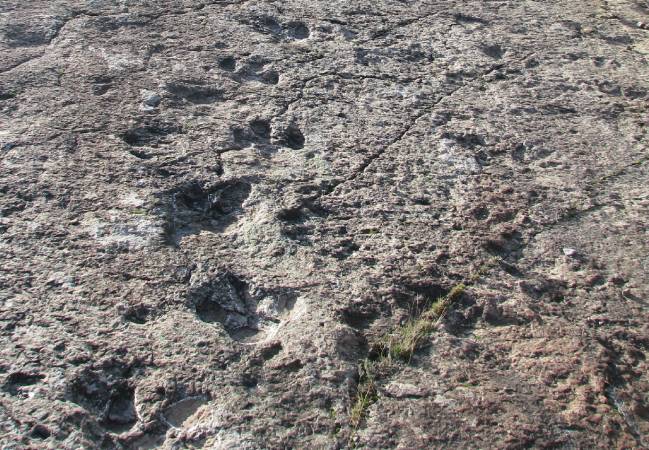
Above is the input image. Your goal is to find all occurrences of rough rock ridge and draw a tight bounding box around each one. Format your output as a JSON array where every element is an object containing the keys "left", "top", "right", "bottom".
[{"left": 1, "top": 0, "right": 648, "bottom": 448}]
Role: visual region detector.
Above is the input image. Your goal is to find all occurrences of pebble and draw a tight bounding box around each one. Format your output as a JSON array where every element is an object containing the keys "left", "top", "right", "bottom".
[
  {"left": 562, "top": 247, "right": 577, "bottom": 257},
  {"left": 141, "top": 90, "right": 162, "bottom": 108}
]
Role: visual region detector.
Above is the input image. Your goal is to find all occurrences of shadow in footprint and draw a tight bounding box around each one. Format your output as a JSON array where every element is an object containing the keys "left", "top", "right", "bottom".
[
  {"left": 231, "top": 119, "right": 272, "bottom": 149},
  {"left": 104, "top": 387, "right": 137, "bottom": 433},
  {"left": 237, "top": 58, "right": 280, "bottom": 85},
  {"left": 253, "top": 15, "right": 283, "bottom": 35},
  {"left": 163, "top": 180, "right": 252, "bottom": 243},
  {"left": 481, "top": 44, "right": 504, "bottom": 59},
  {"left": 165, "top": 81, "right": 222, "bottom": 105},
  {"left": 285, "top": 21, "right": 310, "bottom": 39},
  {"left": 189, "top": 273, "right": 297, "bottom": 342},
  {"left": 2, "top": 372, "right": 45, "bottom": 397},
  {"left": 283, "top": 125, "right": 305, "bottom": 150},
  {"left": 4, "top": 20, "right": 63, "bottom": 47},
  {"left": 218, "top": 56, "right": 237, "bottom": 72},
  {"left": 68, "top": 367, "right": 137, "bottom": 433},
  {"left": 121, "top": 121, "right": 182, "bottom": 148}
]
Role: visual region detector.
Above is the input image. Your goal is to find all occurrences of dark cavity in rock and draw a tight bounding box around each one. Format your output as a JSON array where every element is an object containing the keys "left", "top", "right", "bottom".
[
  {"left": 286, "top": 21, "right": 310, "bottom": 39},
  {"left": 454, "top": 13, "right": 488, "bottom": 25},
  {"left": 284, "top": 125, "right": 305, "bottom": 149},
  {"left": 481, "top": 44, "right": 504, "bottom": 59},
  {"left": 190, "top": 273, "right": 256, "bottom": 339},
  {"left": 128, "top": 149, "right": 154, "bottom": 160},
  {"left": 189, "top": 273, "right": 296, "bottom": 341},
  {"left": 2, "top": 372, "right": 45, "bottom": 396},
  {"left": 165, "top": 81, "right": 222, "bottom": 104},
  {"left": 0, "top": 90, "right": 17, "bottom": 100},
  {"left": 232, "top": 120, "right": 272, "bottom": 148},
  {"left": 30, "top": 425, "right": 51, "bottom": 440},
  {"left": 104, "top": 387, "right": 137, "bottom": 432},
  {"left": 4, "top": 21, "right": 61, "bottom": 47},
  {"left": 123, "top": 304, "right": 152, "bottom": 324},
  {"left": 260, "top": 70, "right": 280, "bottom": 85},
  {"left": 121, "top": 122, "right": 181, "bottom": 147},
  {"left": 256, "top": 16, "right": 282, "bottom": 35},
  {"left": 163, "top": 180, "right": 252, "bottom": 242},
  {"left": 91, "top": 76, "right": 113, "bottom": 96},
  {"left": 68, "top": 368, "right": 137, "bottom": 432},
  {"left": 250, "top": 119, "right": 271, "bottom": 139},
  {"left": 218, "top": 56, "right": 236, "bottom": 72}
]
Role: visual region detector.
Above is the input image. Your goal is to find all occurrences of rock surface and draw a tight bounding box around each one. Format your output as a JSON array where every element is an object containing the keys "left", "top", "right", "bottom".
[{"left": 1, "top": 0, "right": 648, "bottom": 448}]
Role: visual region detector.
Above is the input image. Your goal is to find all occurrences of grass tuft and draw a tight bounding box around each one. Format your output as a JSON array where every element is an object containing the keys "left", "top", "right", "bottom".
[
  {"left": 350, "top": 359, "right": 378, "bottom": 429},
  {"left": 348, "top": 284, "right": 467, "bottom": 438},
  {"left": 383, "top": 283, "right": 466, "bottom": 362}
]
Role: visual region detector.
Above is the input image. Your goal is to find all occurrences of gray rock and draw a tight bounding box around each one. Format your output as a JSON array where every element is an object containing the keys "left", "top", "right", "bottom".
[
  {"left": 141, "top": 91, "right": 162, "bottom": 108},
  {"left": 1, "top": 1, "right": 648, "bottom": 449}
]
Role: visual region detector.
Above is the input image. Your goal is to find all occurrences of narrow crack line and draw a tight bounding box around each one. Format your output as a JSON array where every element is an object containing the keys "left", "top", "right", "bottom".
[
  {"left": 317, "top": 62, "right": 507, "bottom": 200},
  {"left": 46, "top": 17, "right": 71, "bottom": 45},
  {"left": 331, "top": 108, "right": 430, "bottom": 187},
  {"left": 597, "top": 153, "right": 649, "bottom": 184},
  {"left": 1, "top": 12, "right": 82, "bottom": 74},
  {"left": 366, "top": 11, "right": 444, "bottom": 40},
  {"left": 65, "top": 1, "right": 220, "bottom": 24},
  {"left": 0, "top": 53, "right": 46, "bottom": 74},
  {"left": 334, "top": 72, "right": 424, "bottom": 84},
  {"left": 278, "top": 71, "right": 427, "bottom": 117}
]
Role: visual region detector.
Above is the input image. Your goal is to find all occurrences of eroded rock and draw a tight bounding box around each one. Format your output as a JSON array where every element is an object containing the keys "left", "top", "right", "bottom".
[{"left": 1, "top": 0, "right": 648, "bottom": 448}]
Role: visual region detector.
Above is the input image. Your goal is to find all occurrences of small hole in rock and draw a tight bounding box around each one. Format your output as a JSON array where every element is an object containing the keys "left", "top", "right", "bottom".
[
  {"left": 104, "top": 387, "right": 137, "bottom": 432},
  {"left": 0, "top": 91, "right": 17, "bottom": 100},
  {"left": 284, "top": 125, "right": 305, "bottom": 150},
  {"left": 241, "top": 374, "right": 258, "bottom": 388},
  {"left": 30, "top": 425, "right": 51, "bottom": 440},
  {"left": 232, "top": 127, "right": 249, "bottom": 146},
  {"left": 481, "top": 44, "right": 504, "bottom": 59},
  {"left": 218, "top": 56, "right": 236, "bottom": 72},
  {"left": 92, "top": 84, "right": 111, "bottom": 96},
  {"left": 166, "top": 82, "right": 222, "bottom": 105},
  {"left": 277, "top": 207, "right": 305, "bottom": 223},
  {"left": 286, "top": 21, "right": 310, "bottom": 39},
  {"left": 250, "top": 119, "right": 271, "bottom": 139},
  {"left": 260, "top": 342, "right": 283, "bottom": 360},
  {"left": 2, "top": 372, "right": 45, "bottom": 396},
  {"left": 124, "top": 305, "right": 150, "bottom": 324},
  {"left": 165, "top": 180, "right": 252, "bottom": 241},
  {"left": 121, "top": 122, "right": 180, "bottom": 147},
  {"left": 261, "top": 70, "right": 280, "bottom": 85},
  {"left": 473, "top": 207, "right": 489, "bottom": 220},
  {"left": 129, "top": 149, "right": 153, "bottom": 160},
  {"left": 196, "top": 299, "right": 228, "bottom": 324}
]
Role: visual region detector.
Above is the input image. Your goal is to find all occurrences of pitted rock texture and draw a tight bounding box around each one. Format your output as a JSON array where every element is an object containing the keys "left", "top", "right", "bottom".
[{"left": 1, "top": 0, "right": 648, "bottom": 448}]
